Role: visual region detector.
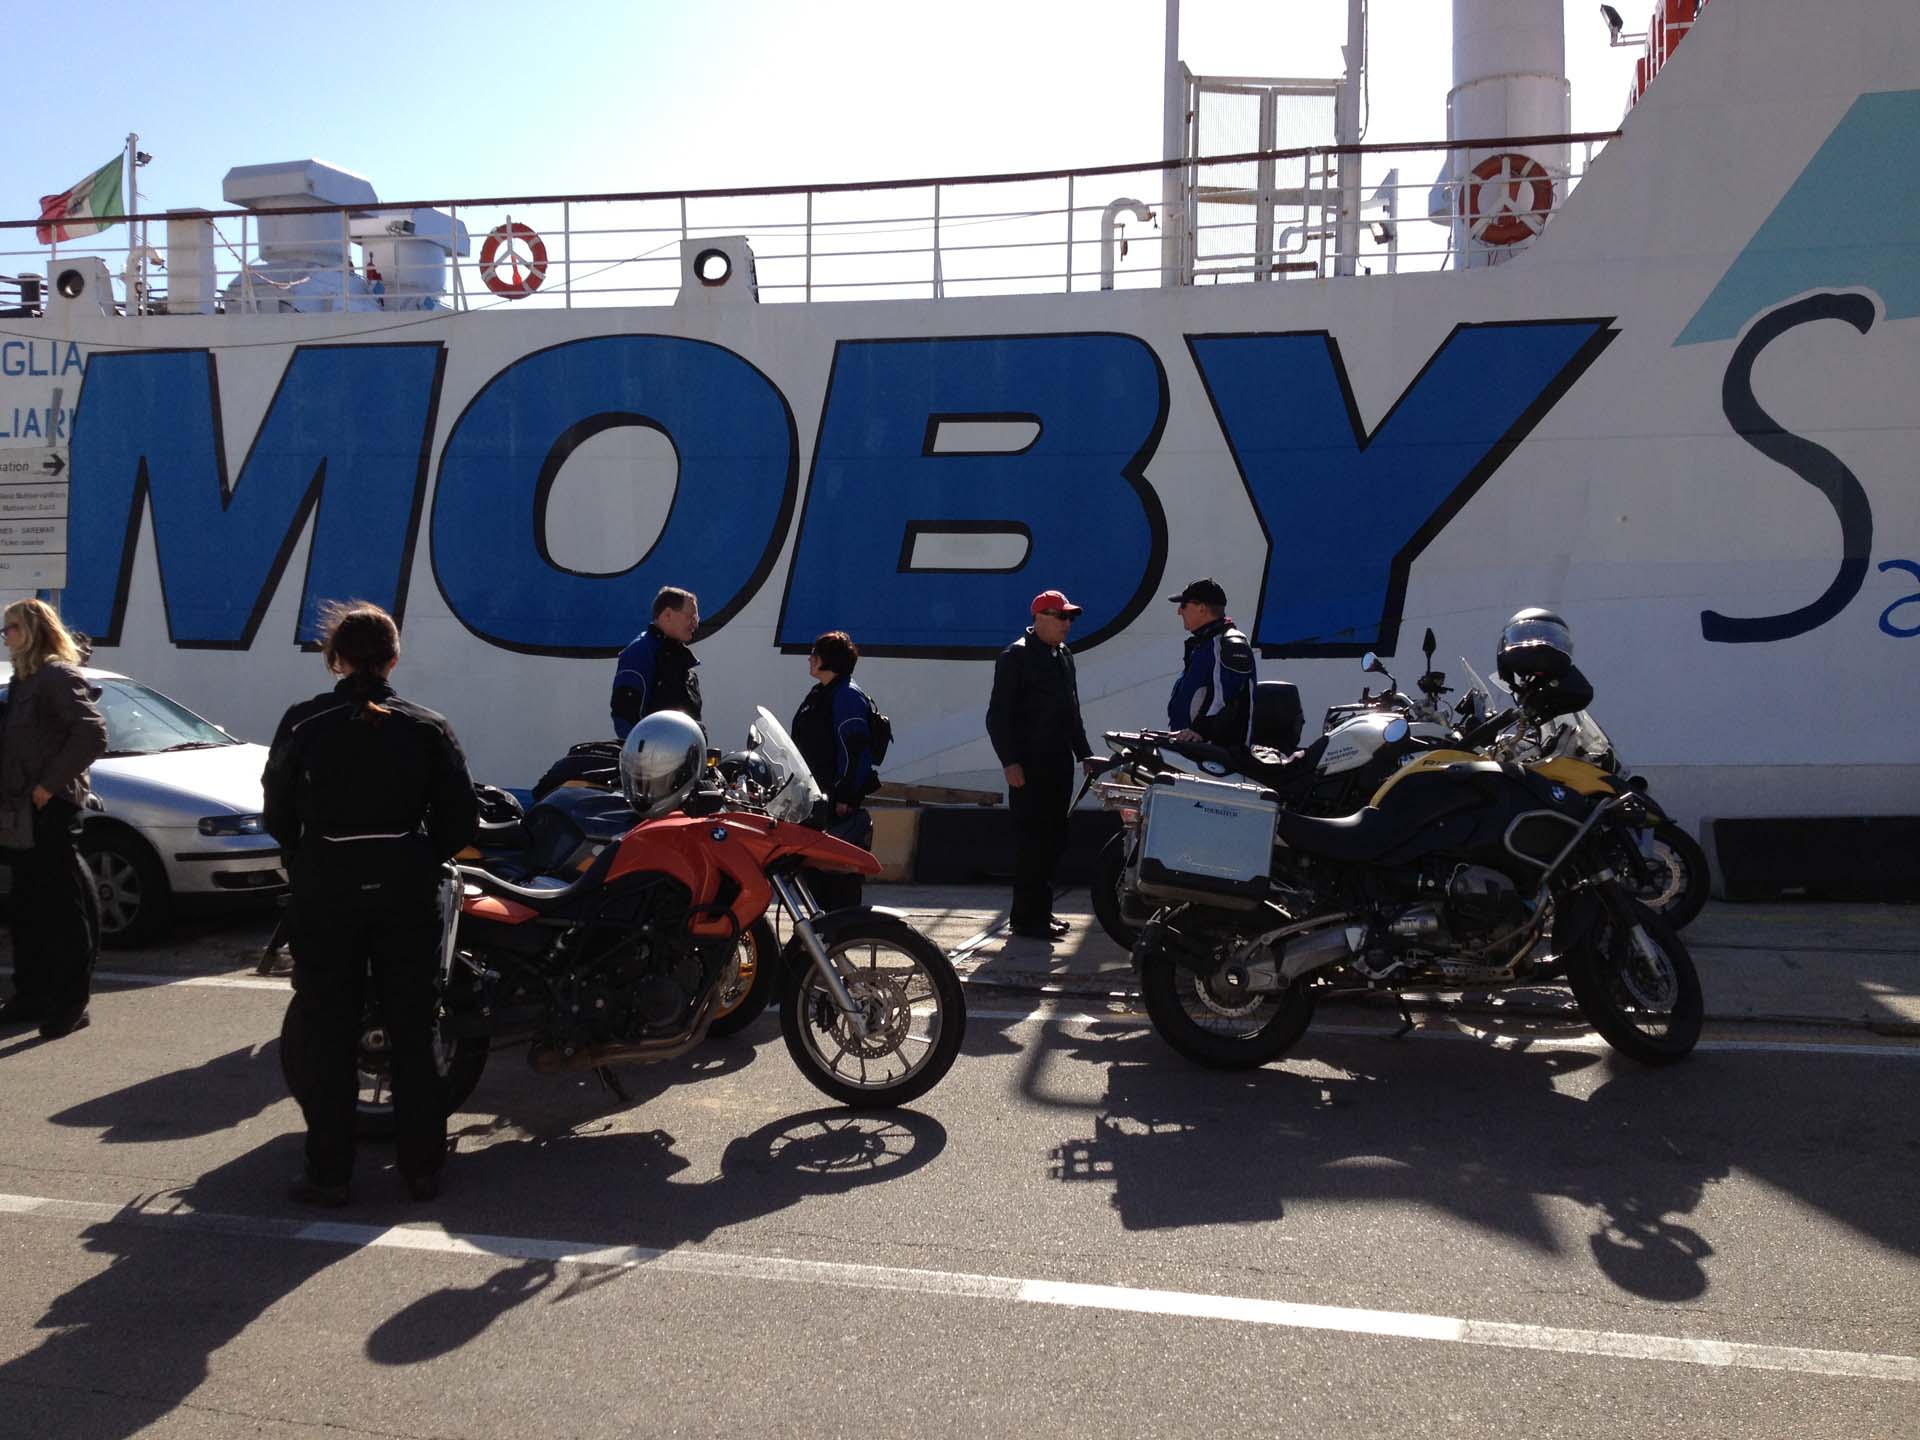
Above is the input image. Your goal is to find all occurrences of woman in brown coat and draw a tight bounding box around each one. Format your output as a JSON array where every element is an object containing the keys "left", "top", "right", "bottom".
[{"left": 0, "top": 599, "right": 108, "bottom": 1038}]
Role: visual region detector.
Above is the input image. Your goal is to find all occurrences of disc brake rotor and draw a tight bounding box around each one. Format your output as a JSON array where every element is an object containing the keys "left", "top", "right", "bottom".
[
  {"left": 827, "top": 973, "right": 913, "bottom": 1058},
  {"left": 1618, "top": 926, "right": 1679, "bottom": 1010},
  {"left": 1190, "top": 967, "right": 1269, "bottom": 1020},
  {"left": 1632, "top": 841, "right": 1684, "bottom": 909}
]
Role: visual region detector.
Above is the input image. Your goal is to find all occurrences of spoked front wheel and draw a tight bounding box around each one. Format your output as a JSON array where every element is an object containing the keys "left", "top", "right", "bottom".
[
  {"left": 1566, "top": 889, "right": 1703, "bottom": 1065},
  {"left": 1138, "top": 950, "right": 1314, "bottom": 1069},
  {"left": 780, "top": 911, "right": 966, "bottom": 1108}
]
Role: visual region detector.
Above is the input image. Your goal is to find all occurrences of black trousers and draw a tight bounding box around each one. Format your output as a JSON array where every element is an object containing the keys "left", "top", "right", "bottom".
[
  {"left": 4, "top": 799, "right": 99, "bottom": 1018},
  {"left": 802, "top": 806, "right": 871, "bottom": 913},
  {"left": 287, "top": 888, "right": 445, "bottom": 1186},
  {"left": 1008, "top": 760, "right": 1074, "bottom": 929}
]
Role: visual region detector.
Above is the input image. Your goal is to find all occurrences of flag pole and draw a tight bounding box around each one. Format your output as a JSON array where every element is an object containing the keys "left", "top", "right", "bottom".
[{"left": 124, "top": 132, "right": 141, "bottom": 314}]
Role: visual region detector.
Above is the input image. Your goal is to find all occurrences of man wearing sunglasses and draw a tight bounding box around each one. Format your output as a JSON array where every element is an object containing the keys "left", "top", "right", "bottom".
[{"left": 986, "top": 590, "right": 1102, "bottom": 942}]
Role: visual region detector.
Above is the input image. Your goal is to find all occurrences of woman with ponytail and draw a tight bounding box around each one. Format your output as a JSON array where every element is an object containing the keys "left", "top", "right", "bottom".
[
  {"left": 263, "top": 601, "right": 477, "bottom": 1207},
  {"left": 0, "top": 599, "right": 108, "bottom": 1038}
]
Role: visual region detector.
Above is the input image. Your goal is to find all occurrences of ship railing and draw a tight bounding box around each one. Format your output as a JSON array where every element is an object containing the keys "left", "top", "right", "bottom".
[{"left": 0, "top": 132, "right": 1618, "bottom": 316}]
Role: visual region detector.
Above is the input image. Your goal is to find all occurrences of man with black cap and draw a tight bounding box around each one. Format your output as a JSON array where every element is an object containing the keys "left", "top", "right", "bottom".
[
  {"left": 1167, "top": 577, "right": 1257, "bottom": 745},
  {"left": 986, "top": 590, "right": 1103, "bottom": 941}
]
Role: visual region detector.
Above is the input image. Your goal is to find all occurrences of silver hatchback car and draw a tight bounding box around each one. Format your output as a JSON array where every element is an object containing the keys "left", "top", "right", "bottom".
[{"left": 0, "top": 667, "right": 285, "bottom": 945}]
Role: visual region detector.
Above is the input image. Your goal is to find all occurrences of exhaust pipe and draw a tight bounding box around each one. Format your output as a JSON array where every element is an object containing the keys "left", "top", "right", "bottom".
[
  {"left": 1141, "top": 912, "right": 1365, "bottom": 985},
  {"left": 1277, "top": 921, "right": 1367, "bottom": 982},
  {"left": 528, "top": 992, "right": 721, "bottom": 1074}
]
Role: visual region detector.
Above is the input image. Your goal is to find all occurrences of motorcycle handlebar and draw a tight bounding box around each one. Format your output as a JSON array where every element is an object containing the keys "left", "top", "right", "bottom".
[{"left": 1457, "top": 706, "right": 1520, "bottom": 751}]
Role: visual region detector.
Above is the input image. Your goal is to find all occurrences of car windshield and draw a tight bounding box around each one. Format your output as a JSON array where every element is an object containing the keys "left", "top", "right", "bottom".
[{"left": 95, "top": 680, "right": 236, "bottom": 757}]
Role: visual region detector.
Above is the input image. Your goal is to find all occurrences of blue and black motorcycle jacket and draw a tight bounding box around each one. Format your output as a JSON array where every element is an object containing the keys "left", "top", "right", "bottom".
[
  {"left": 610, "top": 624, "right": 702, "bottom": 740},
  {"left": 1167, "top": 616, "right": 1256, "bottom": 744}
]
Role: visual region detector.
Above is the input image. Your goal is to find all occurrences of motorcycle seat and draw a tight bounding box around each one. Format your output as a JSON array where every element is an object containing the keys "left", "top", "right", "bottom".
[
  {"left": 1276, "top": 805, "right": 1419, "bottom": 863},
  {"left": 458, "top": 840, "right": 620, "bottom": 912},
  {"left": 1230, "top": 735, "right": 1329, "bottom": 799}
]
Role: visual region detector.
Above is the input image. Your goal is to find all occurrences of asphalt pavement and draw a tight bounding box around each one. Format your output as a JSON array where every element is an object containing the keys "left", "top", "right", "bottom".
[{"left": 0, "top": 892, "right": 1913, "bottom": 1438}]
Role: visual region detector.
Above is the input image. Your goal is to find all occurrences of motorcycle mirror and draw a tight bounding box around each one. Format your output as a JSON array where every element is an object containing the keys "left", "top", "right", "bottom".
[
  {"left": 1362, "top": 652, "right": 1388, "bottom": 676},
  {"left": 1423, "top": 628, "right": 1436, "bottom": 665}
]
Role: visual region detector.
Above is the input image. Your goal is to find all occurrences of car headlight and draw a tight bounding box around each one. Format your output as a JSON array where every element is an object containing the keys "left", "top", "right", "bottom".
[{"left": 198, "top": 814, "right": 266, "bottom": 836}]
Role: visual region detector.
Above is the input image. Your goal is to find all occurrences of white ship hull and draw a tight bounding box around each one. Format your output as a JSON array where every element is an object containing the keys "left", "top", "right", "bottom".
[{"left": 3, "top": 0, "right": 1915, "bottom": 842}]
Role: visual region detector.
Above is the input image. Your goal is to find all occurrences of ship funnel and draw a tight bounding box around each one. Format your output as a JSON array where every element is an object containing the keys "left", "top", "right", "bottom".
[{"left": 1445, "top": 0, "right": 1570, "bottom": 267}]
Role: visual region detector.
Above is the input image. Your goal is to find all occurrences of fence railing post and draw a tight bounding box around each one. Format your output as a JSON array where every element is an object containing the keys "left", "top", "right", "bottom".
[
  {"left": 563, "top": 200, "right": 573, "bottom": 308},
  {"left": 451, "top": 204, "right": 465, "bottom": 310},
  {"left": 1065, "top": 173, "right": 1075, "bottom": 292}
]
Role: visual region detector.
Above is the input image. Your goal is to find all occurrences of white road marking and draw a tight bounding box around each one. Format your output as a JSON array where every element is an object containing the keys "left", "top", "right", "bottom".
[{"left": 0, "top": 1190, "right": 1913, "bottom": 1384}]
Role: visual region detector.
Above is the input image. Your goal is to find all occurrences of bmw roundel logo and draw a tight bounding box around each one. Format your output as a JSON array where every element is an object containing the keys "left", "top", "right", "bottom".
[
  {"left": 711, "top": 826, "right": 728, "bottom": 841},
  {"left": 1550, "top": 785, "right": 1568, "bottom": 802}
]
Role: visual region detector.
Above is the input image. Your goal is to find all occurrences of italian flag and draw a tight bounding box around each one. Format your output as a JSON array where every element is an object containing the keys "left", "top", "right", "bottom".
[{"left": 36, "top": 154, "right": 125, "bottom": 245}]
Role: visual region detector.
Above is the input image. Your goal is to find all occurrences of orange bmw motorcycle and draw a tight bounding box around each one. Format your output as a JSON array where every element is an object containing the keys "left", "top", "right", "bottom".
[{"left": 282, "top": 710, "right": 965, "bottom": 1119}]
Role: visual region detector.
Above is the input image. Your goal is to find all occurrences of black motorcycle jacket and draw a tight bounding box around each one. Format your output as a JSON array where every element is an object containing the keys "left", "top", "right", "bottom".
[
  {"left": 263, "top": 676, "right": 478, "bottom": 898},
  {"left": 985, "top": 628, "right": 1093, "bottom": 769}
]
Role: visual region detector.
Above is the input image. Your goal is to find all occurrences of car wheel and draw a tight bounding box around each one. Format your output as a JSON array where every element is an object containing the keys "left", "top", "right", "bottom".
[{"left": 79, "top": 828, "right": 172, "bottom": 948}]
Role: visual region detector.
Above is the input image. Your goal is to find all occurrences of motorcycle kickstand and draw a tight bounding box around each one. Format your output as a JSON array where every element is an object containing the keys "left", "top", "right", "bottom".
[
  {"left": 594, "top": 1065, "right": 632, "bottom": 1104},
  {"left": 1388, "top": 994, "right": 1416, "bottom": 1039}
]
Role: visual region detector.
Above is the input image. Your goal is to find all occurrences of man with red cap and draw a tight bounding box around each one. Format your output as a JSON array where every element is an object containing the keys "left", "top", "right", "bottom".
[{"left": 985, "top": 590, "right": 1103, "bottom": 941}]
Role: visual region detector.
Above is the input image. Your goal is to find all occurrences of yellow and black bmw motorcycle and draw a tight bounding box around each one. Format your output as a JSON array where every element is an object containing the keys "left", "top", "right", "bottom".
[{"left": 1130, "top": 671, "right": 1703, "bottom": 1071}]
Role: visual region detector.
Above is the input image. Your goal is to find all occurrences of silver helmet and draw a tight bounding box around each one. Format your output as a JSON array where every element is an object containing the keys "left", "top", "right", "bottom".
[{"left": 618, "top": 711, "right": 707, "bottom": 819}]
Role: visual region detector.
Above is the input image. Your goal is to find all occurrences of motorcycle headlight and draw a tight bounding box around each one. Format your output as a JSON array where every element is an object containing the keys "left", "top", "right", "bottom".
[{"left": 198, "top": 813, "right": 265, "bottom": 836}]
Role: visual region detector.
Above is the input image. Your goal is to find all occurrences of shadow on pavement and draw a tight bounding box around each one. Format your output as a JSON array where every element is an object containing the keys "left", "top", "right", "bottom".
[
  {"left": 1, "top": 1010, "right": 944, "bottom": 1431},
  {"left": 48, "top": 1040, "right": 287, "bottom": 1141},
  {"left": 1022, "top": 1016, "right": 1918, "bottom": 1303},
  {"left": 358, "top": 1102, "right": 947, "bottom": 1366},
  {"left": 0, "top": 1133, "right": 350, "bottom": 1439}
]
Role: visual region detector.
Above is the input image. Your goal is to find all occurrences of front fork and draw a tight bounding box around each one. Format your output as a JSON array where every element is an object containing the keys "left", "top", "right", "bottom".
[{"left": 768, "top": 872, "right": 872, "bottom": 1040}]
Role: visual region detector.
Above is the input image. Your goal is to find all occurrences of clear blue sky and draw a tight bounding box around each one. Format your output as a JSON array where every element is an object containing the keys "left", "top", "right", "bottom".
[{"left": 3, "top": 1, "right": 1638, "bottom": 219}]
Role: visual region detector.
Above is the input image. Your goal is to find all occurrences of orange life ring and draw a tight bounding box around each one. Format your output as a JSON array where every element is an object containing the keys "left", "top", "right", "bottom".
[
  {"left": 478, "top": 221, "right": 548, "bottom": 298},
  {"left": 1460, "top": 153, "right": 1555, "bottom": 247}
]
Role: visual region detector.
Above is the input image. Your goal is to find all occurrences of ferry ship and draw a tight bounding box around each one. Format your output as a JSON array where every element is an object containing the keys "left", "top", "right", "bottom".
[{"left": 1, "top": 0, "right": 1914, "bottom": 894}]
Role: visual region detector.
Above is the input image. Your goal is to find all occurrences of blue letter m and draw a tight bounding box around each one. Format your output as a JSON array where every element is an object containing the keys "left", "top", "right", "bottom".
[
  {"left": 1189, "top": 322, "right": 1614, "bottom": 655},
  {"left": 67, "top": 344, "right": 444, "bottom": 648}
]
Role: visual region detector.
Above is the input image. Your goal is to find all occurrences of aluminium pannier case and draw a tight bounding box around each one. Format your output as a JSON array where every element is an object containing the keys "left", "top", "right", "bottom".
[{"left": 1130, "top": 773, "right": 1279, "bottom": 908}]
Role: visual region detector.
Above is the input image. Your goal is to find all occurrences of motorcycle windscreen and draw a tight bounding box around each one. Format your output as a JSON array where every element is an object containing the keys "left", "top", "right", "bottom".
[{"left": 749, "top": 706, "right": 826, "bottom": 824}]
